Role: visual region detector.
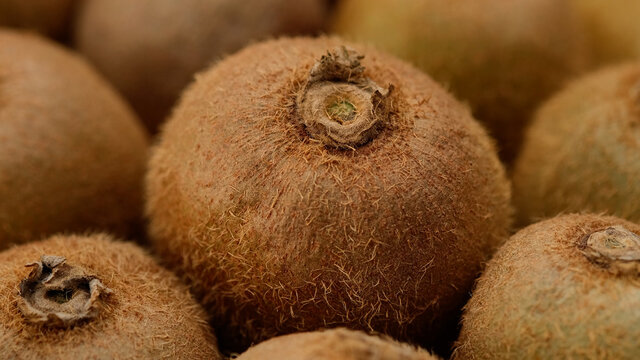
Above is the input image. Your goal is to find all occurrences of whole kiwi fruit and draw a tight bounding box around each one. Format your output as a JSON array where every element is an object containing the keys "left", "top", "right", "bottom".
[
  {"left": 513, "top": 63, "right": 640, "bottom": 226},
  {"left": 237, "top": 328, "right": 438, "bottom": 360},
  {"left": 0, "top": 0, "right": 74, "bottom": 39},
  {"left": 0, "top": 233, "right": 221, "bottom": 359},
  {"left": 570, "top": 0, "right": 640, "bottom": 65},
  {"left": 454, "top": 214, "right": 640, "bottom": 359},
  {"left": 0, "top": 30, "right": 148, "bottom": 249},
  {"left": 332, "top": 0, "right": 588, "bottom": 163},
  {"left": 74, "top": 0, "right": 330, "bottom": 132},
  {"left": 146, "top": 36, "right": 512, "bottom": 353}
]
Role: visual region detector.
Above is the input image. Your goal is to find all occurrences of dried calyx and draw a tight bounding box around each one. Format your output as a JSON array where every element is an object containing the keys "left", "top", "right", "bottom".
[
  {"left": 297, "top": 46, "right": 394, "bottom": 149},
  {"left": 18, "top": 255, "right": 111, "bottom": 327},
  {"left": 578, "top": 226, "right": 640, "bottom": 275}
]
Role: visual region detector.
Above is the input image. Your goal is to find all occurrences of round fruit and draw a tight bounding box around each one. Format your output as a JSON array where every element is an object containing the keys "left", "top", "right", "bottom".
[
  {"left": 571, "top": 0, "right": 640, "bottom": 65},
  {"left": 146, "top": 37, "right": 512, "bottom": 352},
  {"left": 0, "top": 30, "right": 148, "bottom": 249},
  {"left": 513, "top": 63, "right": 640, "bottom": 226},
  {"left": 74, "top": 0, "right": 330, "bottom": 132},
  {"left": 0, "top": 233, "right": 220, "bottom": 359},
  {"left": 0, "top": 0, "right": 74, "bottom": 38},
  {"left": 237, "top": 328, "right": 438, "bottom": 360},
  {"left": 455, "top": 214, "right": 640, "bottom": 359},
  {"left": 333, "top": 0, "right": 588, "bottom": 163}
]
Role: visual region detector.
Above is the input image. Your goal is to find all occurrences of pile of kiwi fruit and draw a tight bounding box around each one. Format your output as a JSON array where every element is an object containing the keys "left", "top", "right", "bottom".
[{"left": 0, "top": 1, "right": 638, "bottom": 358}]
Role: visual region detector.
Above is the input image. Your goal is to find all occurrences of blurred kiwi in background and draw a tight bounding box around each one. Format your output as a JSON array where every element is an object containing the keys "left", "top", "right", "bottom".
[{"left": 74, "top": 0, "right": 332, "bottom": 133}]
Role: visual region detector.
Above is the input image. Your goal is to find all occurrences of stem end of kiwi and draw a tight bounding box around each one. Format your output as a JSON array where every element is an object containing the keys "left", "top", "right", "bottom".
[
  {"left": 297, "top": 46, "right": 394, "bottom": 149},
  {"left": 18, "top": 255, "right": 112, "bottom": 327},
  {"left": 578, "top": 226, "right": 640, "bottom": 276}
]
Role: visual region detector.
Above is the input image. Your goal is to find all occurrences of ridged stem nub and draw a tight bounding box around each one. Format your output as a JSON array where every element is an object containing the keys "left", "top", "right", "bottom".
[
  {"left": 297, "top": 46, "right": 394, "bottom": 149},
  {"left": 18, "top": 255, "right": 112, "bottom": 327},
  {"left": 578, "top": 226, "right": 640, "bottom": 276}
]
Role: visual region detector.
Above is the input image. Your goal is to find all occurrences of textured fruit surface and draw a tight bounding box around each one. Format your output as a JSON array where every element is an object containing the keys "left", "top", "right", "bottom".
[
  {"left": 0, "top": 0, "right": 74, "bottom": 38},
  {"left": 0, "top": 30, "right": 148, "bottom": 249},
  {"left": 146, "top": 36, "right": 511, "bottom": 352},
  {"left": 333, "top": 0, "right": 588, "bottom": 163},
  {"left": 237, "top": 328, "right": 438, "bottom": 360},
  {"left": 0, "top": 234, "right": 220, "bottom": 359},
  {"left": 74, "top": 0, "right": 329, "bottom": 132},
  {"left": 455, "top": 214, "right": 640, "bottom": 359},
  {"left": 513, "top": 63, "right": 640, "bottom": 226}
]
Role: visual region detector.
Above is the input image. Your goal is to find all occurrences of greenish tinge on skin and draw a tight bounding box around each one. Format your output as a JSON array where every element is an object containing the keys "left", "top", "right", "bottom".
[
  {"left": 476, "top": 252, "right": 640, "bottom": 358},
  {"left": 327, "top": 99, "right": 356, "bottom": 124},
  {"left": 541, "top": 109, "right": 640, "bottom": 222},
  {"left": 606, "top": 237, "right": 624, "bottom": 248},
  {"left": 590, "top": 119, "right": 639, "bottom": 215}
]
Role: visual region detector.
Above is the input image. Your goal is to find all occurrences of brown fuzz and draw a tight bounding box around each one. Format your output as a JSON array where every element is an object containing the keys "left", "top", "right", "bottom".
[
  {"left": 0, "top": 234, "right": 221, "bottom": 359},
  {"left": 578, "top": 226, "right": 640, "bottom": 275},
  {"left": 297, "top": 46, "right": 393, "bottom": 148},
  {"left": 19, "top": 255, "right": 111, "bottom": 327},
  {"left": 455, "top": 214, "right": 640, "bottom": 359},
  {"left": 237, "top": 328, "right": 439, "bottom": 360},
  {"left": 146, "top": 36, "right": 511, "bottom": 354}
]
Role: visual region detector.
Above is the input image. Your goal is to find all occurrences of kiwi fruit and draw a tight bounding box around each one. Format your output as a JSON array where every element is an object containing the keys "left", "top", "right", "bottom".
[
  {"left": 332, "top": 0, "right": 588, "bottom": 164},
  {"left": 0, "top": 30, "right": 148, "bottom": 249},
  {"left": 146, "top": 36, "right": 512, "bottom": 353},
  {"left": 570, "top": 0, "right": 640, "bottom": 65},
  {"left": 237, "top": 328, "right": 438, "bottom": 360},
  {"left": 0, "top": 233, "right": 221, "bottom": 359},
  {"left": 454, "top": 214, "right": 640, "bottom": 359},
  {"left": 74, "top": 0, "right": 330, "bottom": 132},
  {"left": 513, "top": 63, "right": 640, "bottom": 227},
  {"left": 0, "top": 0, "right": 74, "bottom": 39}
]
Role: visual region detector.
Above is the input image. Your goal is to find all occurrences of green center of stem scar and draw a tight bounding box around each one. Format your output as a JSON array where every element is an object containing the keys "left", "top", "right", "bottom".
[
  {"left": 605, "top": 237, "right": 624, "bottom": 249},
  {"left": 327, "top": 99, "right": 356, "bottom": 124}
]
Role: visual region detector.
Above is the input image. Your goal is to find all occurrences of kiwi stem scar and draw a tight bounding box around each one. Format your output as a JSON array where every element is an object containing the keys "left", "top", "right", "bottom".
[
  {"left": 327, "top": 99, "right": 357, "bottom": 124},
  {"left": 578, "top": 226, "right": 640, "bottom": 275},
  {"left": 297, "top": 46, "right": 394, "bottom": 149},
  {"left": 18, "top": 255, "right": 112, "bottom": 327}
]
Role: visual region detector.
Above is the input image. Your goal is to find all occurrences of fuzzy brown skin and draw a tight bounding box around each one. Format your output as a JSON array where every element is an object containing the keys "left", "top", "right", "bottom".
[
  {"left": 513, "top": 64, "right": 640, "bottom": 227},
  {"left": 74, "top": 0, "right": 329, "bottom": 133},
  {"left": 0, "top": 30, "right": 148, "bottom": 249},
  {"left": 332, "top": 0, "right": 588, "bottom": 164},
  {"left": 237, "top": 328, "right": 438, "bottom": 360},
  {"left": 0, "top": 233, "right": 221, "bottom": 359},
  {"left": 570, "top": 0, "right": 640, "bottom": 66},
  {"left": 455, "top": 214, "right": 640, "bottom": 359},
  {"left": 0, "top": 0, "right": 74, "bottom": 38},
  {"left": 146, "top": 36, "right": 512, "bottom": 353}
]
